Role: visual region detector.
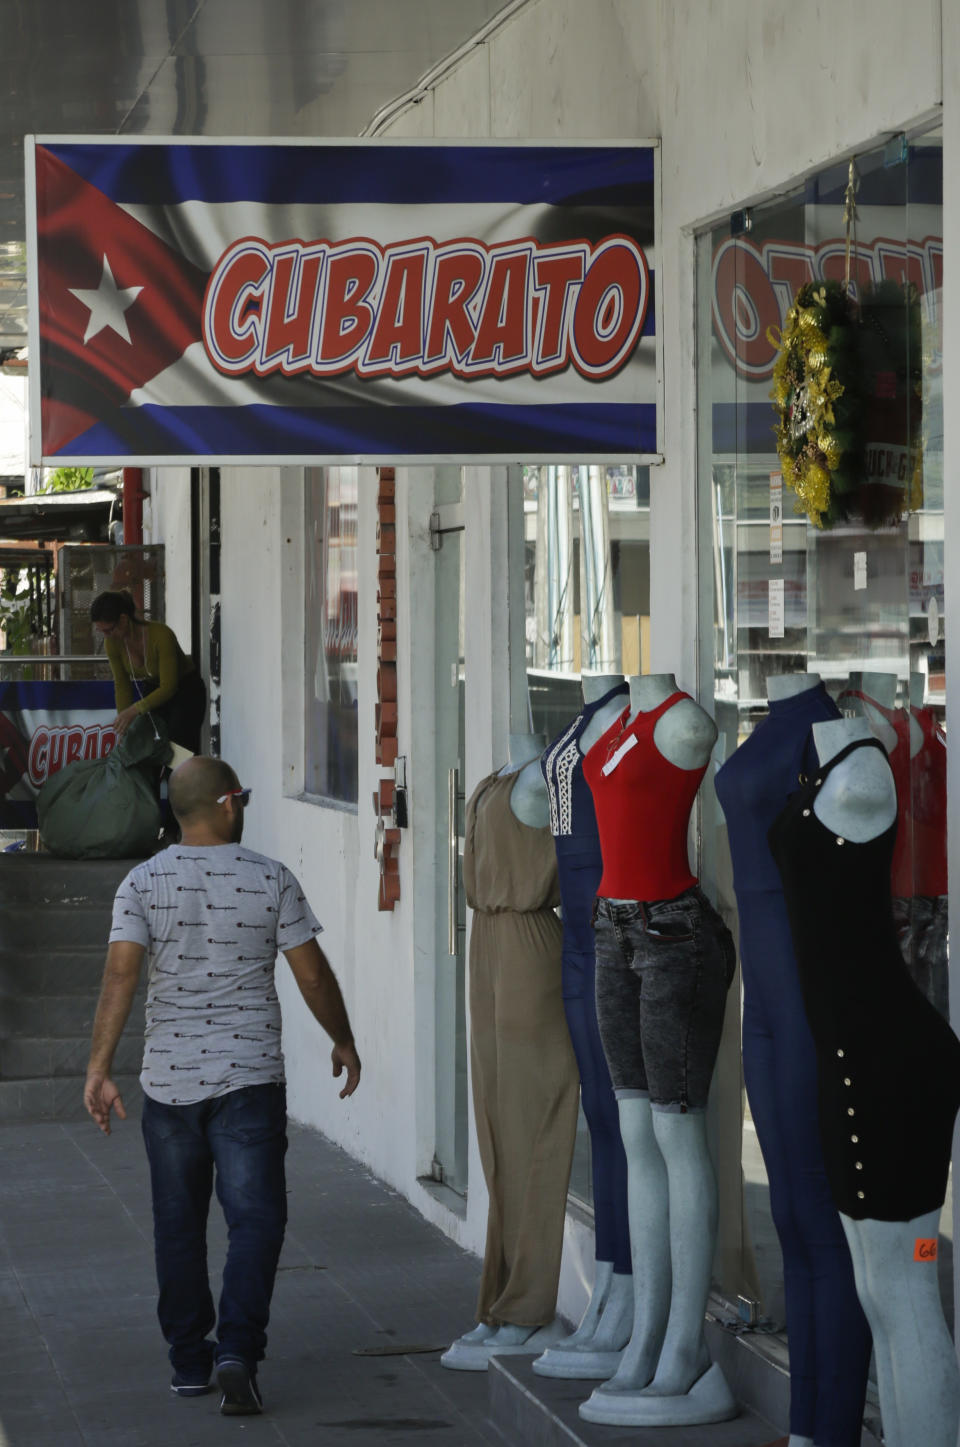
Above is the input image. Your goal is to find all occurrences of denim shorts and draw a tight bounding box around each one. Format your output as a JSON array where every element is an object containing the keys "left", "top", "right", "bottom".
[{"left": 593, "top": 887, "right": 736, "bottom": 1112}]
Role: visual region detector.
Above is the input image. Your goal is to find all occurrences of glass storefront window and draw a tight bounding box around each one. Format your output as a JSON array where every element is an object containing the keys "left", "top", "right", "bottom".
[
  {"left": 697, "top": 132, "right": 950, "bottom": 1342},
  {"left": 304, "top": 467, "right": 359, "bottom": 806},
  {"left": 520, "top": 464, "right": 650, "bottom": 1209}
]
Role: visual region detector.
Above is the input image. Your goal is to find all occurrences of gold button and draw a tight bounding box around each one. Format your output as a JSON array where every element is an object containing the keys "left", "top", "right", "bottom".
[
  {"left": 836, "top": 837, "right": 845, "bottom": 846},
  {"left": 815, "top": 778, "right": 822, "bottom": 785},
  {"left": 855, "top": 1161, "right": 863, "bottom": 1170},
  {"left": 802, "top": 808, "right": 811, "bottom": 817},
  {"left": 837, "top": 1049, "right": 845, "bottom": 1058},
  {"left": 851, "top": 1134, "right": 859, "bottom": 1143},
  {"left": 848, "top": 1107, "right": 855, "bottom": 1117},
  {"left": 843, "top": 1077, "right": 852, "bottom": 1086},
  {"left": 857, "top": 1191, "right": 865, "bottom": 1200}
]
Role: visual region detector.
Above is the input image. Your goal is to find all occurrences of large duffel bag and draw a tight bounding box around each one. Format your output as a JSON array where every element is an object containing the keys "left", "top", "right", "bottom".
[{"left": 37, "top": 714, "right": 171, "bottom": 859}]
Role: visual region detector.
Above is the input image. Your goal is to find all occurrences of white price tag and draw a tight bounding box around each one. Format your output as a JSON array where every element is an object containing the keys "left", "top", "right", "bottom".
[
  {"left": 854, "top": 551, "right": 867, "bottom": 591},
  {"left": 768, "top": 578, "right": 785, "bottom": 638},
  {"left": 769, "top": 472, "right": 783, "bottom": 564},
  {"left": 601, "top": 732, "right": 638, "bottom": 776}
]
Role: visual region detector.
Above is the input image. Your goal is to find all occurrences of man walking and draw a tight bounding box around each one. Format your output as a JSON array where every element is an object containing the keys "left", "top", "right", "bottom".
[{"left": 84, "top": 755, "right": 361, "bottom": 1415}]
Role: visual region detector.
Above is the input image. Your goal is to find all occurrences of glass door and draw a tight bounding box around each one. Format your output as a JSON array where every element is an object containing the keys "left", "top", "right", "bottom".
[{"left": 432, "top": 469, "right": 468, "bottom": 1194}]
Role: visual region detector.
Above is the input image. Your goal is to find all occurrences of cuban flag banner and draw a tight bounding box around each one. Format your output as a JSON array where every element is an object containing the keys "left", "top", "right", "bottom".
[
  {"left": 0, "top": 680, "right": 117, "bottom": 829},
  {"left": 26, "top": 138, "right": 659, "bottom": 465}
]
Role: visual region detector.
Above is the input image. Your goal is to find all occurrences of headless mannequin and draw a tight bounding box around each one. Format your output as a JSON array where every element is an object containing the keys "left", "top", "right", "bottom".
[
  {"left": 766, "top": 670, "right": 822, "bottom": 702},
  {"left": 731, "top": 674, "right": 868, "bottom": 1447},
  {"left": 443, "top": 730, "right": 565, "bottom": 1367},
  {"left": 581, "top": 675, "right": 735, "bottom": 1427},
  {"left": 535, "top": 671, "right": 634, "bottom": 1379},
  {"left": 811, "top": 718, "right": 959, "bottom": 1447},
  {"left": 840, "top": 671, "right": 898, "bottom": 754}
]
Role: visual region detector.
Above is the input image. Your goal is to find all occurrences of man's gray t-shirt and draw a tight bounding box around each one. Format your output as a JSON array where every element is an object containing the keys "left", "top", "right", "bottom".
[{"left": 110, "top": 844, "right": 321, "bottom": 1105}]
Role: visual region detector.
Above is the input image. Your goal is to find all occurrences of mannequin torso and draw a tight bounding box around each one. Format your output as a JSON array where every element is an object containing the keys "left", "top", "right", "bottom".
[
  {"left": 766, "top": 670, "right": 821, "bottom": 702},
  {"left": 501, "top": 732, "right": 550, "bottom": 829},
  {"left": 812, "top": 719, "right": 898, "bottom": 843},
  {"left": 628, "top": 674, "right": 718, "bottom": 772},
  {"left": 579, "top": 673, "right": 628, "bottom": 756}
]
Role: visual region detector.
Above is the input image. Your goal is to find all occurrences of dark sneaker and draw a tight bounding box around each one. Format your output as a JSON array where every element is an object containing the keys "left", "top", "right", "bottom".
[
  {"left": 216, "top": 1357, "right": 263, "bottom": 1416},
  {"left": 170, "top": 1368, "right": 213, "bottom": 1397}
]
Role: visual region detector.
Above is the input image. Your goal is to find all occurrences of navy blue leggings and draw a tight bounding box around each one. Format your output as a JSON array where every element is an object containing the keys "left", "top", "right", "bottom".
[
  {"left": 556, "top": 848, "right": 631, "bottom": 1276},
  {"left": 741, "top": 892, "right": 871, "bottom": 1446}
]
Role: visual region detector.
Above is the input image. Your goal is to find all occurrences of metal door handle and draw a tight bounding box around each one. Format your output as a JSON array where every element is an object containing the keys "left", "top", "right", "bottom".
[{"left": 448, "top": 766, "right": 459, "bottom": 955}]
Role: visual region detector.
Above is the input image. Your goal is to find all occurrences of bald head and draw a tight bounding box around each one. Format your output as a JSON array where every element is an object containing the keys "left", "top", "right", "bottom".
[{"left": 168, "top": 756, "right": 238, "bottom": 825}]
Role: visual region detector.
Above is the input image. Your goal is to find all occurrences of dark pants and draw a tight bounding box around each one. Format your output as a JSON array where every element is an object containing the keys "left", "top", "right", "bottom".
[
  {"left": 140, "top": 1083, "right": 288, "bottom": 1375},
  {"left": 152, "top": 669, "right": 207, "bottom": 754}
]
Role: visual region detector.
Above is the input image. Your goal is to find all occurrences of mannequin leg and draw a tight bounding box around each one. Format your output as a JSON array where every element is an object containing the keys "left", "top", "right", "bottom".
[
  {"left": 599, "top": 1095, "right": 670, "bottom": 1391},
  {"left": 640, "top": 1108, "right": 713, "bottom": 1396},
  {"left": 743, "top": 949, "right": 871, "bottom": 1447},
  {"left": 841, "top": 1210, "right": 959, "bottom": 1447}
]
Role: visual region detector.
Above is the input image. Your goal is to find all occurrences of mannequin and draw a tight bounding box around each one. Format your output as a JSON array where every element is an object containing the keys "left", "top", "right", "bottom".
[
  {"left": 535, "top": 672, "right": 633, "bottom": 1381},
  {"left": 579, "top": 674, "right": 738, "bottom": 1427},
  {"left": 903, "top": 673, "right": 948, "bottom": 1016},
  {"left": 442, "top": 731, "right": 579, "bottom": 1370},
  {"left": 768, "top": 716, "right": 960, "bottom": 1447},
  {"left": 715, "top": 674, "right": 871, "bottom": 1447}
]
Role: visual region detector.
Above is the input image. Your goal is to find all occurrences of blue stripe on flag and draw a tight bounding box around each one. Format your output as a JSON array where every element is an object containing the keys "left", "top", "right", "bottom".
[
  {"left": 58, "top": 403, "right": 658, "bottom": 459},
  {"left": 43, "top": 143, "right": 656, "bottom": 208},
  {"left": 0, "top": 680, "right": 115, "bottom": 710}
]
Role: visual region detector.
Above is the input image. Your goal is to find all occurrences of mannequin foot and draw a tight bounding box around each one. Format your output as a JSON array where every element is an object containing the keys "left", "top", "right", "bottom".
[
  {"left": 580, "top": 1361, "right": 738, "bottom": 1426},
  {"left": 440, "top": 1322, "right": 496, "bottom": 1371},
  {"left": 640, "top": 1338, "right": 711, "bottom": 1397},
  {"left": 549, "top": 1261, "right": 614, "bottom": 1350},
  {"left": 488, "top": 1324, "right": 536, "bottom": 1347}
]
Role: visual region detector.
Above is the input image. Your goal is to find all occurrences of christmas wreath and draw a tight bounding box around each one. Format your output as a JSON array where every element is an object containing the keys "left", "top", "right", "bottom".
[
  {"left": 769, "top": 279, "right": 923, "bottom": 530},
  {"left": 769, "top": 281, "right": 863, "bottom": 529}
]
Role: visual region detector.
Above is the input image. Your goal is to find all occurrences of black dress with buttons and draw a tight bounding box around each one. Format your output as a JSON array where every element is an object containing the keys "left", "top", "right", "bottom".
[{"left": 768, "top": 738, "right": 960, "bottom": 1222}]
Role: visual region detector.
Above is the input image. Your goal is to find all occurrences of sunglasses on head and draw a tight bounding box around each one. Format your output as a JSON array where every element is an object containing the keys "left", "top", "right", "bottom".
[{"left": 216, "top": 787, "right": 252, "bottom": 807}]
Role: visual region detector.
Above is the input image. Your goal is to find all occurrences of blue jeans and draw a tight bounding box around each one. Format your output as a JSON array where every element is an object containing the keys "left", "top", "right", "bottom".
[{"left": 141, "top": 1083, "right": 288, "bottom": 1374}]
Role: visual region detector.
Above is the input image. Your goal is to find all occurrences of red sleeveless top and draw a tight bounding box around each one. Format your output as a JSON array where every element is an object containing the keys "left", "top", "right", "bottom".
[{"left": 583, "top": 692, "right": 706, "bottom": 902}]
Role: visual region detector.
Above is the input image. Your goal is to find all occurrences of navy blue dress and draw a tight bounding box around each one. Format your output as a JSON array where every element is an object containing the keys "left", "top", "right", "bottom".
[
  {"left": 714, "top": 684, "right": 871, "bottom": 1447},
  {"left": 541, "top": 683, "right": 631, "bottom": 1275}
]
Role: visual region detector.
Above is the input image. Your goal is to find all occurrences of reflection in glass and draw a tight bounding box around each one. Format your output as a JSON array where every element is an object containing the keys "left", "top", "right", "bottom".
[{"left": 304, "top": 467, "right": 358, "bottom": 804}]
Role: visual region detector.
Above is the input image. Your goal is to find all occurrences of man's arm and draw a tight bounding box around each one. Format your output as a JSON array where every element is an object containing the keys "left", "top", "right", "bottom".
[
  {"left": 84, "top": 940, "right": 144, "bottom": 1133},
  {"left": 282, "top": 937, "right": 361, "bottom": 1098}
]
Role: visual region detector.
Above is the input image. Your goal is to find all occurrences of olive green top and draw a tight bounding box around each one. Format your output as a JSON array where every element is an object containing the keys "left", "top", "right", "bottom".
[{"left": 105, "top": 620, "right": 195, "bottom": 715}]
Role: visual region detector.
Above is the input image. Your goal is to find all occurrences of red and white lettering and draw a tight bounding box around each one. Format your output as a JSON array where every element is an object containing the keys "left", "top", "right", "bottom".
[
  {"left": 203, "top": 240, "right": 271, "bottom": 373},
  {"left": 200, "top": 232, "right": 653, "bottom": 385}
]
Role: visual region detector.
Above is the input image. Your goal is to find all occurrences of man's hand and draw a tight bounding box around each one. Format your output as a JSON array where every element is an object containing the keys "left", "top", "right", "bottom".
[
  {"left": 332, "top": 1040, "right": 361, "bottom": 1099},
  {"left": 84, "top": 1072, "right": 128, "bottom": 1134},
  {"left": 112, "top": 704, "right": 139, "bottom": 739}
]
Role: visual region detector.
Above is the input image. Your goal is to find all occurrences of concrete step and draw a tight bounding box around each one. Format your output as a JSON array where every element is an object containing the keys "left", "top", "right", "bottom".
[
  {"left": 0, "top": 992, "right": 146, "bottom": 1039},
  {"left": 0, "top": 1034, "right": 143, "bottom": 1080},
  {"left": 0, "top": 1072, "right": 143, "bottom": 1123},
  {"left": 0, "top": 854, "right": 141, "bottom": 908},
  {"left": 0, "top": 904, "right": 115, "bottom": 952},
  {"left": 0, "top": 948, "right": 111, "bottom": 995}
]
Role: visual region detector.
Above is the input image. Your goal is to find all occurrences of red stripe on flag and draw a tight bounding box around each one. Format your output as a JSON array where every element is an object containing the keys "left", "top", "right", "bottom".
[{"left": 36, "top": 147, "right": 208, "bottom": 455}]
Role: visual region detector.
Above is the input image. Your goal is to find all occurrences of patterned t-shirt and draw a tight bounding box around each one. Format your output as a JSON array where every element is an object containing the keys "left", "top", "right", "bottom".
[{"left": 110, "top": 844, "right": 322, "bottom": 1105}]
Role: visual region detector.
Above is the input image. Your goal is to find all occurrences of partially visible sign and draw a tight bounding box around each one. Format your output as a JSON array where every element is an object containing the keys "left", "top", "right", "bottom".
[
  {"left": 27, "top": 139, "right": 659, "bottom": 464},
  {"left": 768, "top": 578, "right": 785, "bottom": 639},
  {"left": 769, "top": 471, "right": 783, "bottom": 564},
  {"left": 0, "top": 681, "right": 116, "bottom": 828}
]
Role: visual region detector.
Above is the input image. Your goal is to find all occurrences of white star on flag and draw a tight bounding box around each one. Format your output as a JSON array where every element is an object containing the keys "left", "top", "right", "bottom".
[{"left": 69, "top": 255, "right": 144, "bottom": 345}]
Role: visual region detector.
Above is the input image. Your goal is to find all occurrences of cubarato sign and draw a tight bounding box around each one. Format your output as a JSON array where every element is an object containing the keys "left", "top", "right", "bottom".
[{"left": 27, "top": 139, "right": 659, "bottom": 464}]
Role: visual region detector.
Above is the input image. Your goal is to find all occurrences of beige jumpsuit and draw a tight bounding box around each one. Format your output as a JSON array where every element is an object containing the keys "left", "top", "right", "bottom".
[{"left": 464, "top": 771, "right": 580, "bottom": 1326}]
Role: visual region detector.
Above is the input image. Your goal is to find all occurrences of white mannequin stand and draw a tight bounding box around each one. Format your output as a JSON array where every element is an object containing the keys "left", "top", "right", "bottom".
[
  {"left": 580, "top": 675, "right": 736, "bottom": 1427},
  {"left": 441, "top": 730, "right": 566, "bottom": 1372},
  {"left": 763, "top": 674, "right": 824, "bottom": 1447},
  {"left": 811, "top": 719, "right": 960, "bottom": 1447},
  {"left": 535, "top": 672, "right": 634, "bottom": 1381}
]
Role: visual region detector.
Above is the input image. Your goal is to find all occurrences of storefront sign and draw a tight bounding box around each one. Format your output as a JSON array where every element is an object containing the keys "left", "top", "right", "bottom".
[
  {"left": 0, "top": 680, "right": 116, "bottom": 828},
  {"left": 26, "top": 140, "right": 659, "bottom": 464}
]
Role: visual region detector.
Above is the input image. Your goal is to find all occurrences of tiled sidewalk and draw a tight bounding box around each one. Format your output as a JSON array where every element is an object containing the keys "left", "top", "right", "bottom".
[{"left": 0, "top": 1117, "right": 501, "bottom": 1447}]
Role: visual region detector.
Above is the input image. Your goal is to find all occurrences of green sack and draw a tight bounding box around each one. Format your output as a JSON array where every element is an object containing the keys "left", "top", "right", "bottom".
[{"left": 37, "top": 714, "right": 171, "bottom": 859}]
